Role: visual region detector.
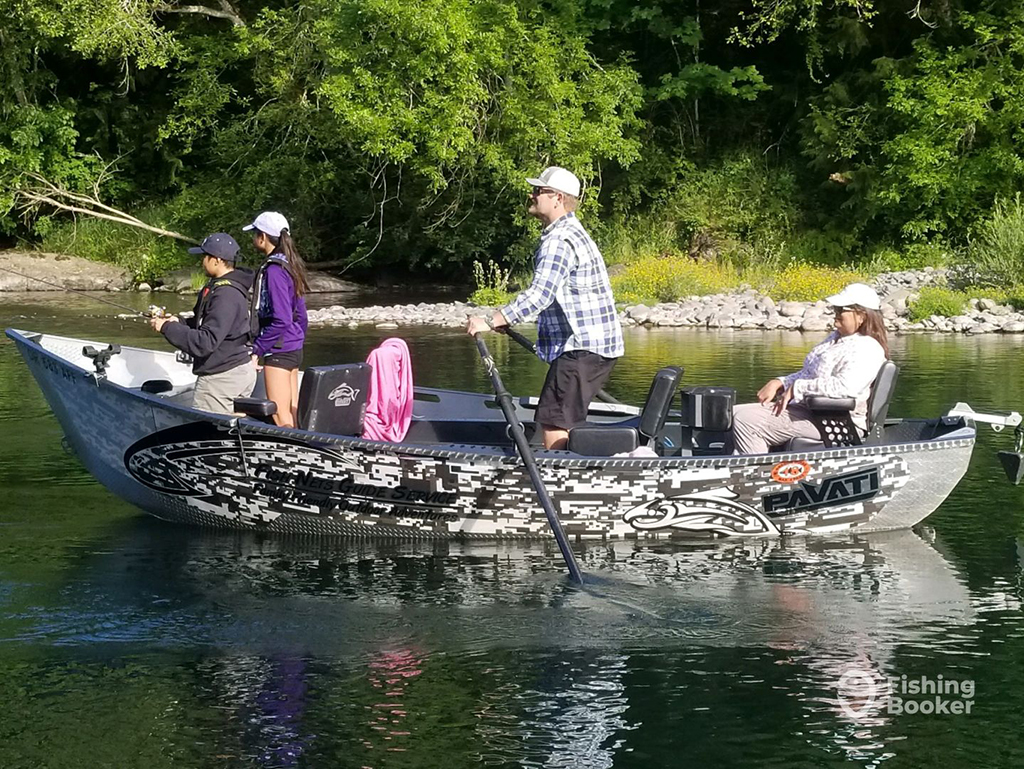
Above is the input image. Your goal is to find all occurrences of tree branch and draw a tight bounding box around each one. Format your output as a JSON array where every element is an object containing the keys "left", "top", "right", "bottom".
[
  {"left": 15, "top": 176, "right": 198, "bottom": 244},
  {"left": 156, "top": 1, "right": 245, "bottom": 27}
]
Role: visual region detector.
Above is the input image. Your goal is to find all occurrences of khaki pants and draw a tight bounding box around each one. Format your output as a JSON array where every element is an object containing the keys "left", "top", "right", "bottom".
[
  {"left": 732, "top": 402, "right": 822, "bottom": 454},
  {"left": 192, "top": 362, "right": 257, "bottom": 415}
]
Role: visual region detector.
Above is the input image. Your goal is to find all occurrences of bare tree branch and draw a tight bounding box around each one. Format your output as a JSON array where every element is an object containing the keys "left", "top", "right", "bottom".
[
  {"left": 15, "top": 174, "right": 198, "bottom": 244},
  {"left": 26, "top": 172, "right": 147, "bottom": 226}
]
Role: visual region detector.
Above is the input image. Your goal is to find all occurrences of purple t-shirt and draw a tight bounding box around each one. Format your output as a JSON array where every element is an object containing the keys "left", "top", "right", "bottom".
[{"left": 253, "top": 256, "right": 308, "bottom": 357}]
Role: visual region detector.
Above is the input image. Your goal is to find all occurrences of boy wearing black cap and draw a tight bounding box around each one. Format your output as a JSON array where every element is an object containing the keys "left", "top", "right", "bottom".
[{"left": 150, "top": 233, "right": 257, "bottom": 414}]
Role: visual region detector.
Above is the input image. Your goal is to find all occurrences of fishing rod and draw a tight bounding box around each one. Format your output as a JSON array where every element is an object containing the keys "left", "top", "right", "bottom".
[{"left": 0, "top": 264, "right": 165, "bottom": 318}]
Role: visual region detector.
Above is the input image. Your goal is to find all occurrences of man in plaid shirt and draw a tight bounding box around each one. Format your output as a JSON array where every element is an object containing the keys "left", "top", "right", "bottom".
[{"left": 467, "top": 166, "right": 624, "bottom": 450}]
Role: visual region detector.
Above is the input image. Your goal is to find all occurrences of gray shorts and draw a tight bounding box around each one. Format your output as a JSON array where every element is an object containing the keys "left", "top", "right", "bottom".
[{"left": 192, "top": 362, "right": 257, "bottom": 415}]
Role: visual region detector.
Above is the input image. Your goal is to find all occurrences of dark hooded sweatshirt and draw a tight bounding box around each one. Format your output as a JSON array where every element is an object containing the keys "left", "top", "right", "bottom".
[{"left": 162, "top": 268, "right": 254, "bottom": 376}]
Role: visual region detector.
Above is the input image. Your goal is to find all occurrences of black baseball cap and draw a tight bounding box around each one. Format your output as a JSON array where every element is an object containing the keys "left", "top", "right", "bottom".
[{"left": 188, "top": 233, "right": 240, "bottom": 261}]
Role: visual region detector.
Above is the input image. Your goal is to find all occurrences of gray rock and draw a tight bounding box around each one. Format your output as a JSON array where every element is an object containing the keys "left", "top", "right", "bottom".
[
  {"left": 313, "top": 271, "right": 360, "bottom": 292},
  {"left": 800, "top": 317, "right": 830, "bottom": 332},
  {"left": 138, "top": 282, "right": 152, "bottom": 292},
  {"left": 884, "top": 288, "right": 916, "bottom": 316},
  {"left": 779, "top": 301, "right": 806, "bottom": 318},
  {"left": 0, "top": 251, "right": 131, "bottom": 291},
  {"left": 627, "top": 305, "right": 651, "bottom": 324},
  {"left": 977, "top": 298, "right": 998, "bottom": 311},
  {"left": 1000, "top": 321, "right": 1024, "bottom": 333}
]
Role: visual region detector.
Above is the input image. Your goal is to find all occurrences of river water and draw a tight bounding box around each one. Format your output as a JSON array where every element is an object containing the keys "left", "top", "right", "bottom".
[{"left": 2, "top": 292, "right": 1024, "bottom": 768}]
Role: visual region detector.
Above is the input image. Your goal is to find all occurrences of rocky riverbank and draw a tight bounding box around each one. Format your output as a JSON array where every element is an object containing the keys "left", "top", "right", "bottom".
[
  {"left": 0, "top": 250, "right": 362, "bottom": 293},
  {"left": 307, "top": 268, "right": 1024, "bottom": 335}
]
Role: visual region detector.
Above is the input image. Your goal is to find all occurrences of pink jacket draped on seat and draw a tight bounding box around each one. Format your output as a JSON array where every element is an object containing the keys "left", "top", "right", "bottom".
[{"left": 361, "top": 338, "right": 414, "bottom": 442}]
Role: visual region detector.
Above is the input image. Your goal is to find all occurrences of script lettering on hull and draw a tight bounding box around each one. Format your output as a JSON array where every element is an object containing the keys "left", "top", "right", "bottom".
[{"left": 123, "top": 423, "right": 461, "bottom": 524}]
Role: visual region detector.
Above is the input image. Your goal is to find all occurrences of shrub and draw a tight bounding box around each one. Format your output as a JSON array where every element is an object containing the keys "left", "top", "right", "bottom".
[
  {"left": 785, "top": 229, "right": 860, "bottom": 268},
  {"left": 757, "top": 263, "right": 867, "bottom": 302},
  {"left": 611, "top": 256, "right": 737, "bottom": 304},
  {"left": 595, "top": 216, "right": 682, "bottom": 267},
  {"left": 908, "top": 287, "right": 966, "bottom": 320},
  {"left": 468, "top": 259, "right": 514, "bottom": 307},
  {"left": 966, "top": 193, "right": 1024, "bottom": 287},
  {"left": 664, "top": 153, "right": 802, "bottom": 253},
  {"left": 863, "top": 241, "right": 953, "bottom": 273}
]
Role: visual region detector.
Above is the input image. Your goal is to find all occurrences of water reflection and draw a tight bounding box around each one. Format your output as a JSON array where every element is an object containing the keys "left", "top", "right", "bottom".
[
  {"left": 7, "top": 295, "right": 1024, "bottom": 766},
  {"left": 1, "top": 522, "right": 983, "bottom": 766}
]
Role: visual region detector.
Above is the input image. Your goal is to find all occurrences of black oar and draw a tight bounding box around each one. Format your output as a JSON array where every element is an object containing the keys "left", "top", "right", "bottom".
[
  {"left": 497, "top": 324, "right": 621, "bottom": 405},
  {"left": 0, "top": 264, "right": 163, "bottom": 318},
  {"left": 473, "top": 333, "right": 584, "bottom": 584}
]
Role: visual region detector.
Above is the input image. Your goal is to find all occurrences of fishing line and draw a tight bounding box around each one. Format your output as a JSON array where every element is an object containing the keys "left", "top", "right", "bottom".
[{"left": 0, "top": 264, "right": 162, "bottom": 318}]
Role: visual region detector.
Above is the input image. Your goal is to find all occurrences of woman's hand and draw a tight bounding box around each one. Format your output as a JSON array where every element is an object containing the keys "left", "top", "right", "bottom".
[
  {"left": 757, "top": 378, "right": 785, "bottom": 405},
  {"left": 772, "top": 385, "right": 794, "bottom": 416},
  {"left": 251, "top": 354, "right": 263, "bottom": 371}
]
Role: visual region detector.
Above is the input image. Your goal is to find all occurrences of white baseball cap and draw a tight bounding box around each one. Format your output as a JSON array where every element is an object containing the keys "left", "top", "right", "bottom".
[
  {"left": 242, "top": 211, "right": 290, "bottom": 238},
  {"left": 525, "top": 166, "right": 581, "bottom": 197},
  {"left": 826, "top": 283, "right": 881, "bottom": 311}
]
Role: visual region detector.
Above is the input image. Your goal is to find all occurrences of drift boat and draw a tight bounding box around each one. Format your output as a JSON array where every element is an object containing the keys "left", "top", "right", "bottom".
[{"left": 8, "top": 328, "right": 1021, "bottom": 539}]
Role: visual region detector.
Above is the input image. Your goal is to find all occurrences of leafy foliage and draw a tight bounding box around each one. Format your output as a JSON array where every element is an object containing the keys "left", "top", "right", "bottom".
[
  {"left": 468, "top": 259, "right": 514, "bottom": 307},
  {"left": 3, "top": 0, "right": 1024, "bottom": 286},
  {"left": 611, "top": 256, "right": 738, "bottom": 304},
  {"left": 758, "top": 263, "right": 866, "bottom": 302},
  {"left": 967, "top": 194, "right": 1024, "bottom": 289},
  {"left": 908, "top": 287, "right": 967, "bottom": 320}
]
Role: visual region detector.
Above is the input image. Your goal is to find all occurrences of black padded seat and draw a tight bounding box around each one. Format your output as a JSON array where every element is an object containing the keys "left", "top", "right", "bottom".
[
  {"left": 232, "top": 363, "right": 372, "bottom": 434},
  {"left": 234, "top": 397, "right": 278, "bottom": 421},
  {"left": 568, "top": 366, "right": 683, "bottom": 456},
  {"left": 780, "top": 360, "right": 900, "bottom": 451},
  {"left": 296, "top": 363, "right": 372, "bottom": 434}
]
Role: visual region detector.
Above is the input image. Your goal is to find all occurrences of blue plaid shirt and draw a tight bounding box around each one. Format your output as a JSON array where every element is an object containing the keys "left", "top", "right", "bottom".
[{"left": 502, "top": 213, "right": 624, "bottom": 363}]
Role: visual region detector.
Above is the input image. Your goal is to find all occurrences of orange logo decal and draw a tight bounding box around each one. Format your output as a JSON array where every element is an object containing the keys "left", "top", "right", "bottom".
[{"left": 771, "top": 460, "right": 812, "bottom": 484}]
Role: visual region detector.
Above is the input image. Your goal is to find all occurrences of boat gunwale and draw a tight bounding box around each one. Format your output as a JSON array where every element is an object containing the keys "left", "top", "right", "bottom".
[{"left": 7, "top": 327, "right": 978, "bottom": 470}]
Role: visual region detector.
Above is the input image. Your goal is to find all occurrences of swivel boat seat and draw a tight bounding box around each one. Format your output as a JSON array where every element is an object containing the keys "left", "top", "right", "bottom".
[
  {"left": 782, "top": 360, "right": 900, "bottom": 451},
  {"left": 567, "top": 366, "right": 684, "bottom": 456}
]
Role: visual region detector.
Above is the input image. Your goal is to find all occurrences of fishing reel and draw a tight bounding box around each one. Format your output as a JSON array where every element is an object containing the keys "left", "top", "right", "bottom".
[{"left": 147, "top": 305, "right": 168, "bottom": 319}]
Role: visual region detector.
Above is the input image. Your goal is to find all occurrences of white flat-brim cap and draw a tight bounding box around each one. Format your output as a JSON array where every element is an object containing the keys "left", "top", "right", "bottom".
[
  {"left": 825, "top": 282, "right": 881, "bottom": 310},
  {"left": 525, "top": 166, "right": 581, "bottom": 197},
  {"left": 242, "top": 211, "right": 290, "bottom": 238}
]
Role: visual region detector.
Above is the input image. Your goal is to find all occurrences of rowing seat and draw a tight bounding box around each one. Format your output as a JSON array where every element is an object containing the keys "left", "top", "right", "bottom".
[
  {"left": 782, "top": 360, "right": 899, "bottom": 451},
  {"left": 567, "top": 366, "right": 683, "bottom": 456},
  {"left": 234, "top": 363, "right": 372, "bottom": 435}
]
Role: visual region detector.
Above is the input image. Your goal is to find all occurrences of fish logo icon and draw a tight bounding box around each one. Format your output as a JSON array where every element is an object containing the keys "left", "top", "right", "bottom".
[{"left": 328, "top": 383, "right": 359, "bottom": 407}]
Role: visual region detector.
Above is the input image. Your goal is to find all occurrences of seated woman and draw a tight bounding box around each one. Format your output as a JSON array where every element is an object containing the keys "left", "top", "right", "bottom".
[{"left": 733, "top": 283, "right": 889, "bottom": 454}]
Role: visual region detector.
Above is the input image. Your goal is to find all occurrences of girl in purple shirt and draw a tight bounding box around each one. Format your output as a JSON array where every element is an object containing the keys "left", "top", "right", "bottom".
[{"left": 243, "top": 211, "right": 309, "bottom": 428}]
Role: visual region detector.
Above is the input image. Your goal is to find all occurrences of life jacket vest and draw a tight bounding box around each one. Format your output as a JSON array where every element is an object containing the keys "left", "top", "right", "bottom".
[
  {"left": 196, "top": 270, "right": 254, "bottom": 334},
  {"left": 249, "top": 254, "right": 296, "bottom": 342}
]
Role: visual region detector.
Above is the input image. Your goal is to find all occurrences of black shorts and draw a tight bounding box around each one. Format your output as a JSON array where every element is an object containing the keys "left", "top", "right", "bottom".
[
  {"left": 260, "top": 348, "right": 303, "bottom": 370},
  {"left": 535, "top": 350, "right": 617, "bottom": 430}
]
